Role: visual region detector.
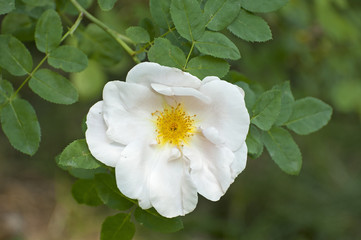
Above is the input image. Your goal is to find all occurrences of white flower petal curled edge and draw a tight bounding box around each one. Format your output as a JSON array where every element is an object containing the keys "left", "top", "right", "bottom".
[{"left": 85, "top": 62, "right": 250, "bottom": 218}]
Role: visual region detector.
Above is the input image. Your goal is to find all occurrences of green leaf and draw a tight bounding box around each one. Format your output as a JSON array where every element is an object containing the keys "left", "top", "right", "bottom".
[
  {"left": 285, "top": 97, "right": 332, "bottom": 135},
  {"left": 125, "top": 26, "right": 150, "bottom": 44},
  {"left": 48, "top": 45, "right": 88, "bottom": 72},
  {"left": 246, "top": 125, "right": 263, "bottom": 159},
  {"left": 22, "top": 0, "right": 49, "bottom": 7},
  {"left": 273, "top": 81, "right": 294, "bottom": 126},
  {"left": 1, "top": 13, "right": 36, "bottom": 42},
  {"left": 35, "top": 9, "right": 62, "bottom": 53},
  {"left": 263, "top": 126, "right": 302, "bottom": 175},
  {"left": 72, "top": 179, "right": 103, "bottom": 206},
  {"left": 98, "top": 0, "right": 117, "bottom": 11},
  {"left": 29, "top": 69, "right": 78, "bottom": 104},
  {"left": 150, "top": 0, "right": 172, "bottom": 29},
  {"left": 234, "top": 81, "right": 257, "bottom": 109},
  {"left": 134, "top": 207, "right": 184, "bottom": 233},
  {"left": 204, "top": 0, "right": 241, "bottom": 31},
  {"left": 241, "top": 0, "right": 289, "bottom": 13},
  {"left": 251, "top": 89, "right": 282, "bottom": 131},
  {"left": 195, "top": 31, "right": 240, "bottom": 60},
  {"left": 0, "top": 79, "right": 13, "bottom": 105},
  {"left": 0, "top": 99, "right": 40, "bottom": 155},
  {"left": 0, "top": 35, "right": 33, "bottom": 76},
  {"left": 148, "top": 38, "right": 186, "bottom": 68},
  {"left": 57, "top": 0, "right": 93, "bottom": 16},
  {"left": 187, "top": 56, "right": 229, "bottom": 79},
  {"left": 0, "top": 0, "right": 15, "bottom": 15},
  {"left": 228, "top": 9, "right": 272, "bottom": 42},
  {"left": 58, "top": 139, "right": 101, "bottom": 169},
  {"left": 95, "top": 173, "right": 134, "bottom": 211},
  {"left": 101, "top": 213, "right": 135, "bottom": 240},
  {"left": 170, "top": 0, "right": 206, "bottom": 41}
]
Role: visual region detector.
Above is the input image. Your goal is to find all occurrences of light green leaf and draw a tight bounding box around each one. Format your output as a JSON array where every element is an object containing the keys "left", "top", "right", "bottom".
[
  {"left": 95, "top": 173, "right": 134, "bottom": 211},
  {"left": 246, "top": 125, "right": 263, "bottom": 159},
  {"left": 125, "top": 26, "right": 150, "bottom": 44},
  {"left": 0, "top": 79, "right": 13, "bottom": 105},
  {"left": 241, "top": 0, "right": 289, "bottom": 13},
  {"left": 228, "top": 9, "right": 272, "bottom": 42},
  {"left": 150, "top": 0, "right": 172, "bottom": 29},
  {"left": 29, "top": 69, "right": 78, "bottom": 105},
  {"left": 0, "top": 35, "right": 33, "bottom": 76},
  {"left": 0, "top": 0, "right": 15, "bottom": 15},
  {"left": 35, "top": 9, "right": 62, "bottom": 53},
  {"left": 148, "top": 38, "right": 186, "bottom": 68},
  {"left": 195, "top": 31, "right": 240, "bottom": 60},
  {"left": 251, "top": 89, "right": 282, "bottom": 131},
  {"left": 273, "top": 81, "right": 294, "bottom": 126},
  {"left": 263, "top": 126, "right": 302, "bottom": 175},
  {"left": 187, "top": 56, "right": 229, "bottom": 79},
  {"left": 234, "top": 81, "right": 257, "bottom": 109},
  {"left": 170, "top": 0, "right": 206, "bottom": 41},
  {"left": 48, "top": 45, "right": 88, "bottom": 73},
  {"left": 134, "top": 207, "right": 184, "bottom": 233},
  {"left": 58, "top": 139, "right": 101, "bottom": 169},
  {"left": 101, "top": 213, "right": 135, "bottom": 240},
  {"left": 1, "top": 13, "right": 36, "bottom": 42},
  {"left": 72, "top": 179, "right": 103, "bottom": 206},
  {"left": 98, "top": 0, "right": 117, "bottom": 11},
  {"left": 285, "top": 97, "right": 332, "bottom": 135},
  {"left": 204, "top": 0, "right": 241, "bottom": 31},
  {"left": 0, "top": 99, "right": 40, "bottom": 155}
]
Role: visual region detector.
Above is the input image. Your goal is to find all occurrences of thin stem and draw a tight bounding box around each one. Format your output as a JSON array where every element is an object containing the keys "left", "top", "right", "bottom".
[
  {"left": 70, "top": 0, "right": 140, "bottom": 63},
  {"left": 61, "top": 12, "right": 84, "bottom": 42},
  {"left": 184, "top": 41, "right": 195, "bottom": 70}
]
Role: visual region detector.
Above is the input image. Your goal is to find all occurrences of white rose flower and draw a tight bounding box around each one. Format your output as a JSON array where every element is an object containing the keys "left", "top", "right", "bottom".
[{"left": 85, "top": 62, "right": 250, "bottom": 218}]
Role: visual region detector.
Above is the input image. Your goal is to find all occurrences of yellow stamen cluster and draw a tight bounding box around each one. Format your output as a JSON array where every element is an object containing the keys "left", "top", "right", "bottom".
[{"left": 152, "top": 103, "right": 196, "bottom": 147}]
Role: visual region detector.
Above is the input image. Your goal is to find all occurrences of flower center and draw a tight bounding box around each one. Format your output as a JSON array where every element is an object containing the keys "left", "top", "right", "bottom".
[{"left": 152, "top": 103, "right": 196, "bottom": 147}]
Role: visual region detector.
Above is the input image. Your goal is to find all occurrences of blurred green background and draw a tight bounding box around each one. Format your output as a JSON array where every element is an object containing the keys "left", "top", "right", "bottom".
[{"left": 1, "top": 0, "right": 361, "bottom": 239}]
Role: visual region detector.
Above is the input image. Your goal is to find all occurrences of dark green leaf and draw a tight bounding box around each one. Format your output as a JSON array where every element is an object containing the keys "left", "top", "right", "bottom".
[
  {"left": 29, "top": 69, "right": 78, "bottom": 104},
  {"left": 150, "top": 0, "right": 172, "bottom": 29},
  {"left": 48, "top": 45, "right": 88, "bottom": 72},
  {"left": 0, "top": 79, "right": 13, "bottom": 105},
  {"left": 125, "top": 26, "right": 150, "bottom": 44},
  {"left": 195, "top": 31, "right": 240, "bottom": 60},
  {"left": 58, "top": 139, "right": 101, "bottom": 169},
  {"left": 251, "top": 89, "right": 282, "bottom": 131},
  {"left": 263, "top": 126, "right": 302, "bottom": 175},
  {"left": 35, "top": 9, "right": 62, "bottom": 53},
  {"left": 234, "top": 81, "right": 257, "bottom": 109},
  {"left": 1, "top": 13, "right": 36, "bottom": 42},
  {"left": 134, "top": 207, "right": 184, "bottom": 233},
  {"left": 0, "top": 35, "right": 33, "bottom": 76},
  {"left": 72, "top": 179, "right": 103, "bottom": 206},
  {"left": 57, "top": 0, "right": 93, "bottom": 16},
  {"left": 0, "top": 0, "right": 15, "bottom": 15},
  {"left": 101, "top": 213, "right": 135, "bottom": 240},
  {"left": 241, "top": 0, "right": 289, "bottom": 13},
  {"left": 95, "top": 173, "right": 134, "bottom": 211},
  {"left": 98, "top": 0, "right": 117, "bottom": 11},
  {"left": 228, "top": 9, "right": 272, "bottom": 42},
  {"left": 285, "top": 97, "right": 332, "bottom": 135},
  {"left": 204, "top": 0, "right": 241, "bottom": 31},
  {"left": 246, "top": 125, "right": 263, "bottom": 158},
  {"left": 148, "top": 38, "right": 186, "bottom": 68},
  {"left": 273, "top": 81, "right": 294, "bottom": 126},
  {"left": 0, "top": 99, "right": 40, "bottom": 155},
  {"left": 22, "top": 0, "right": 49, "bottom": 7},
  {"left": 187, "top": 56, "right": 229, "bottom": 79},
  {"left": 170, "top": 0, "right": 206, "bottom": 41}
]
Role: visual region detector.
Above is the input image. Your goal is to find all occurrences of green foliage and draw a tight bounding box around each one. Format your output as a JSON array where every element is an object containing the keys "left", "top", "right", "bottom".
[
  {"left": 125, "top": 26, "right": 150, "bottom": 44},
  {"left": 29, "top": 69, "right": 79, "bottom": 104},
  {"left": 98, "top": 0, "right": 117, "bottom": 11},
  {"left": 187, "top": 56, "right": 229, "bottom": 79},
  {"left": 101, "top": 213, "right": 135, "bottom": 240},
  {"left": 72, "top": 178, "right": 103, "bottom": 206},
  {"left": 0, "top": 79, "right": 13, "bottom": 105},
  {"left": 134, "top": 207, "right": 184, "bottom": 233},
  {"left": 0, "top": 99, "right": 40, "bottom": 155},
  {"left": 241, "top": 0, "right": 289, "bottom": 13},
  {"left": 0, "top": 34, "right": 33, "bottom": 76},
  {"left": 228, "top": 9, "right": 272, "bottom": 42},
  {"left": 204, "top": 0, "right": 241, "bottom": 31},
  {"left": 150, "top": 0, "right": 172, "bottom": 29},
  {"left": 246, "top": 125, "right": 263, "bottom": 159},
  {"left": 48, "top": 45, "right": 88, "bottom": 72},
  {"left": 35, "top": 9, "right": 62, "bottom": 53},
  {"left": 273, "top": 82, "right": 294, "bottom": 126},
  {"left": 0, "top": 0, "right": 15, "bottom": 15},
  {"left": 1, "top": 13, "right": 36, "bottom": 41},
  {"left": 148, "top": 38, "right": 186, "bottom": 68}
]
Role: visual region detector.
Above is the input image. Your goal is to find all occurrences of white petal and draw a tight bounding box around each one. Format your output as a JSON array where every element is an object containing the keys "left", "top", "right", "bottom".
[
  {"left": 126, "top": 62, "right": 201, "bottom": 88},
  {"left": 85, "top": 101, "right": 124, "bottom": 167},
  {"left": 102, "top": 81, "right": 161, "bottom": 145},
  {"left": 198, "top": 78, "right": 250, "bottom": 151},
  {"left": 231, "top": 143, "right": 248, "bottom": 180},
  {"left": 151, "top": 83, "right": 211, "bottom": 103},
  {"left": 184, "top": 134, "right": 235, "bottom": 201},
  {"left": 115, "top": 141, "right": 198, "bottom": 218}
]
